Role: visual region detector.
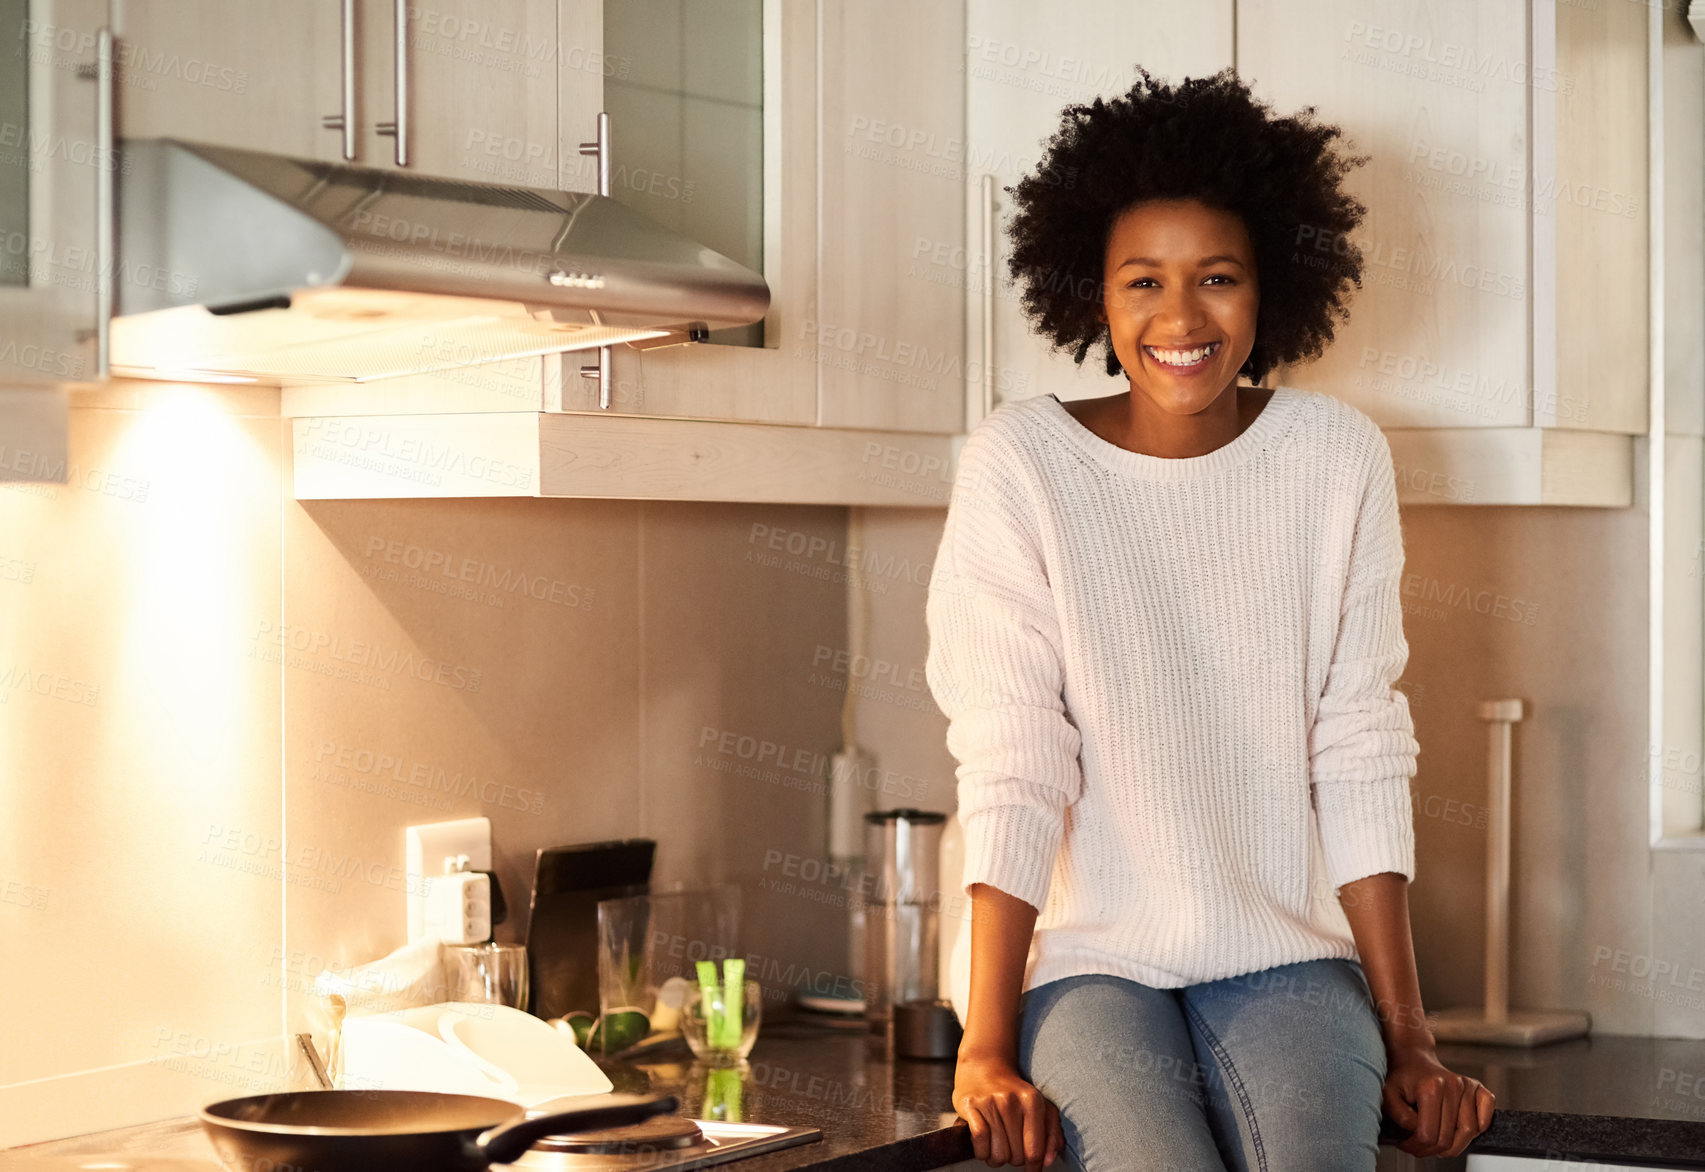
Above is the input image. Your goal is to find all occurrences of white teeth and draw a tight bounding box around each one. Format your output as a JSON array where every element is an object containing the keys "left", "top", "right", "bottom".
[{"left": 1147, "top": 342, "right": 1217, "bottom": 367}]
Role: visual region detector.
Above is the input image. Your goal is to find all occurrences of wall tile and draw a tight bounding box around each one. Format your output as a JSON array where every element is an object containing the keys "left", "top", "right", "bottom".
[
  {"left": 279, "top": 490, "right": 645, "bottom": 1003},
  {"left": 0, "top": 392, "right": 283, "bottom": 1135},
  {"left": 639, "top": 501, "right": 851, "bottom": 991}
]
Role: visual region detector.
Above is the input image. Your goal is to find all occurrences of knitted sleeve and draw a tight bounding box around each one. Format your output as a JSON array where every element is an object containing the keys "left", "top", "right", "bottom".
[
  {"left": 925, "top": 427, "right": 1083, "bottom": 913},
  {"left": 1309, "top": 430, "right": 1420, "bottom": 893}
]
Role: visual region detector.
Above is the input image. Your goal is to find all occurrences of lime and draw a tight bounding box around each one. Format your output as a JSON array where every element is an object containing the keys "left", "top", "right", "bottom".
[
  {"left": 562, "top": 1010, "right": 596, "bottom": 1048},
  {"left": 589, "top": 1007, "right": 651, "bottom": 1052}
]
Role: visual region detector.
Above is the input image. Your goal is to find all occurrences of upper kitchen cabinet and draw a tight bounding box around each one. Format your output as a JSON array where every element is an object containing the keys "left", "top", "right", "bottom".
[
  {"left": 0, "top": 0, "right": 107, "bottom": 383},
  {"left": 556, "top": 0, "right": 968, "bottom": 432},
  {"left": 289, "top": 0, "right": 966, "bottom": 502},
  {"left": 541, "top": 0, "right": 821, "bottom": 424},
  {"left": 358, "top": 0, "right": 562, "bottom": 184},
  {"left": 965, "top": 0, "right": 1235, "bottom": 427},
  {"left": 953, "top": 0, "right": 1645, "bottom": 505},
  {"left": 0, "top": 0, "right": 108, "bottom": 481},
  {"left": 1237, "top": 0, "right": 1647, "bottom": 438},
  {"left": 1236, "top": 0, "right": 1530, "bottom": 430},
  {"left": 282, "top": 0, "right": 826, "bottom": 427},
  {"left": 814, "top": 0, "right": 966, "bottom": 433},
  {"left": 113, "top": 1, "right": 347, "bottom": 162},
  {"left": 117, "top": 1, "right": 564, "bottom": 182},
  {"left": 1236, "top": 0, "right": 1650, "bottom": 506},
  {"left": 315, "top": 0, "right": 975, "bottom": 434},
  {"left": 1551, "top": 0, "right": 1647, "bottom": 436}
]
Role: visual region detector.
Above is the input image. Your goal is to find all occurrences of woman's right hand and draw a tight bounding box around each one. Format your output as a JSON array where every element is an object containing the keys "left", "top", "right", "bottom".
[{"left": 953, "top": 1052, "right": 1064, "bottom": 1169}]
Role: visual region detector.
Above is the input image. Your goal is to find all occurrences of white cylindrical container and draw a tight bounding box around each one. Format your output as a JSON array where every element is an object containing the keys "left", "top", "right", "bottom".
[{"left": 936, "top": 811, "right": 965, "bottom": 1004}]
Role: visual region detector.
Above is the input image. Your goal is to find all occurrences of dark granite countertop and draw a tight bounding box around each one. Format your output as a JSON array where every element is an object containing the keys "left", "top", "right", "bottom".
[
  {"left": 1418, "top": 1033, "right": 1705, "bottom": 1169},
  {"left": 615, "top": 1022, "right": 1705, "bottom": 1171},
  {"left": 8, "top": 1021, "right": 1705, "bottom": 1170}
]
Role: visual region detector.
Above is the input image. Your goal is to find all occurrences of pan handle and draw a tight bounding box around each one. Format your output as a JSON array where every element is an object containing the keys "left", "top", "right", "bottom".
[{"left": 475, "top": 1092, "right": 679, "bottom": 1166}]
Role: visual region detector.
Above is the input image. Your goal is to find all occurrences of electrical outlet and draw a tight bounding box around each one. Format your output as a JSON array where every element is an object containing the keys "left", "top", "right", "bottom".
[{"left": 405, "top": 817, "right": 491, "bottom": 944}]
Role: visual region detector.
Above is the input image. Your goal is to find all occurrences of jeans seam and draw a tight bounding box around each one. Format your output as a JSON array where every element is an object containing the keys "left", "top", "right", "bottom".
[{"left": 1182, "top": 998, "right": 1267, "bottom": 1172}]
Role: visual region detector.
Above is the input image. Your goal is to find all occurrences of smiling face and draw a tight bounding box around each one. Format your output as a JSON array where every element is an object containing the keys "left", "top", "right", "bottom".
[{"left": 1100, "top": 198, "right": 1260, "bottom": 413}]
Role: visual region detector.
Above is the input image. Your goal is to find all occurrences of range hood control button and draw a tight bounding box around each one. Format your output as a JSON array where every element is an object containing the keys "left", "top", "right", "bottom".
[{"left": 548, "top": 270, "right": 606, "bottom": 290}]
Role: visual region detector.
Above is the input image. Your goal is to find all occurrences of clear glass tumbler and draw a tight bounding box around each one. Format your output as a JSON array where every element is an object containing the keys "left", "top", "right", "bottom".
[
  {"left": 594, "top": 884, "right": 741, "bottom": 1053},
  {"left": 678, "top": 979, "right": 762, "bottom": 1066},
  {"left": 444, "top": 942, "right": 529, "bottom": 1009}
]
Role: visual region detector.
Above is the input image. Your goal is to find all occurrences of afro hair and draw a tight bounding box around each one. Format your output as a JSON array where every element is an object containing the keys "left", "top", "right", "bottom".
[{"left": 1005, "top": 67, "right": 1369, "bottom": 386}]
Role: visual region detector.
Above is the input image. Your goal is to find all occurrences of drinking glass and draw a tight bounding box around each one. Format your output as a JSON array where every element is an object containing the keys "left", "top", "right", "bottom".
[
  {"left": 594, "top": 884, "right": 740, "bottom": 1054},
  {"left": 679, "top": 979, "right": 762, "bottom": 1065},
  {"left": 444, "top": 942, "right": 529, "bottom": 1009}
]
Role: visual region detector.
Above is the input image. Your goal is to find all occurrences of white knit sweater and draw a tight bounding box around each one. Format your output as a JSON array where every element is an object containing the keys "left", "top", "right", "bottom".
[{"left": 926, "top": 386, "right": 1419, "bottom": 1019}]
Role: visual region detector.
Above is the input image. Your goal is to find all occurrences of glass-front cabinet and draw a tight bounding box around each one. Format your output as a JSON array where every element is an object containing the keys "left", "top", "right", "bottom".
[
  {"left": 603, "top": 0, "right": 764, "bottom": 350},
  {"left": 560, "top": 0, "right": 967, "bottom": 432},
  {"left": 0, "top": 0, "right": 107, "bottom": 386},
  {"left": 549, "top": 0, "right": 824, "bottom": 424}
]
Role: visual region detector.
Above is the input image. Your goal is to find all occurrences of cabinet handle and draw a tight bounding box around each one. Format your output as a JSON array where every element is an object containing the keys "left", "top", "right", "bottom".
[
  {"left": 95, "top": 27, "right": 113, "bottom": 378},
  {"left": 320, "top": 0, "right": 356, "bottom": 160},
  {"left": 374, "top": 0, "right": 408, "bottom": 166},
  {"left": 578, "top": 111, "right": 611, "bottom": 197},
  {"left": 980, "top": 173, "right": 996, "bottom": 419},
  {"left": 578, "top": 344, "right": 611, "bottom": 410},
  {"left": 577, "top": 114, "right": 613, "bottom": 408}
]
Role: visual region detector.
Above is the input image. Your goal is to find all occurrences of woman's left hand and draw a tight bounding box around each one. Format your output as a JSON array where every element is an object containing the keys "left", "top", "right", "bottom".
[{"left": 1382, "top": 1044, "right": 1496, "bottom": 1159}]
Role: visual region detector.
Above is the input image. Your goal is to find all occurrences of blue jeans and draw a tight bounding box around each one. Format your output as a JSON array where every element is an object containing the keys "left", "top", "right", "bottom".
[{"left": 1017, "top": 958, "right": 1387, "bottom": 1172}]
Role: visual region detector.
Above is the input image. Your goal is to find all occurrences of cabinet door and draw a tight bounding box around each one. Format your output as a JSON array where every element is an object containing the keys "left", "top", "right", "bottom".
[
  {"left": 0, "top": 0, "right": 106, "bottom": 385},
  {"left": 550, "top": 0, "right": 820, "bottom": 426},
  {"left": 1550, "top": 0, "right": 1647, "bottom": 434},
  {"left": 557, "top": 0, "right": 603, "bottom": 193},
  {"left": 815, "top": 0, "right": 965, "bottom": 434},
  {"left": 115, "top": 0, "right": 346, "bottom": 162},
  {"left": 360, "top": 0, "right": 559, "bottom": 184},
  {"left": 1237, "top": 0, "right": 1532, "bottom": 428},
  {"left": 965, "top": 0, "right": 1235, "bottom": 422}
]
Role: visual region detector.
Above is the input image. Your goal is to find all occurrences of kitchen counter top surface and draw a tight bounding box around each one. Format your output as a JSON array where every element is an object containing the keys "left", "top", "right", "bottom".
[
  {"left": 627, "top": 1022, "right": 1705, "bottom": 1170},
  {"left": 7, "top": 1020, "right": 1705, "bottom": 1170}
]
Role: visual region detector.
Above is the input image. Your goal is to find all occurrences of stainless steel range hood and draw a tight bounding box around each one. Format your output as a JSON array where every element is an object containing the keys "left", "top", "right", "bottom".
[{"left": 108, "top": 139, "right": 770, "bottom": 385}]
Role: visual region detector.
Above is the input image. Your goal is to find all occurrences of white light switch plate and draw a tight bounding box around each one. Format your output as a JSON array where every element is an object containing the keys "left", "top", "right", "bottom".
[{"left": 406, "top": 818, "right": 491, "bottom": 944}]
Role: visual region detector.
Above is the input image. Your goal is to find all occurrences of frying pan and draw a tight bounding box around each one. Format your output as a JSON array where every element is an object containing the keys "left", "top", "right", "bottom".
[{"left": 198, "top": 1089, "right": 678, "bottom": 1172}]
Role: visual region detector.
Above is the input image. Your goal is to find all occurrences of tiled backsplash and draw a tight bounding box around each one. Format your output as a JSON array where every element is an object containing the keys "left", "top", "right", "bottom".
[{"left": 0, "top": 385, "right": 880, "bottom": 1144}]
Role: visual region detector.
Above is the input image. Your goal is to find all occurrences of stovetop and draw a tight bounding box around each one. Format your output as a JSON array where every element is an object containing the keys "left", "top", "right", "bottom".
[{"left": 504, "top": 1117, "right": 822, "bottom": 1170}]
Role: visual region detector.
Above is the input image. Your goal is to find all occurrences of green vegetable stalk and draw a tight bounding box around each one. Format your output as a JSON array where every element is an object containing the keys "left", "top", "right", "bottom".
[
  {"left": 692, "top": 958, "right": 750, "bottom": 1051},
  {"left": 695, "top": 959, "right": 719, "bottom": 1048},
  {"left": 721, "top": 958, "right": 745, "bottom": 1049},
  {"left": 705, "top": 1065, "right": 744, "bottom": 1121}
]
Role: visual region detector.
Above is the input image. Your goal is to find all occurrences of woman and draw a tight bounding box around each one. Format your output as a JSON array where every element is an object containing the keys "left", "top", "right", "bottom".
[{"left": 925, "top": 70, "right": 1496, "bottom": 1171}]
